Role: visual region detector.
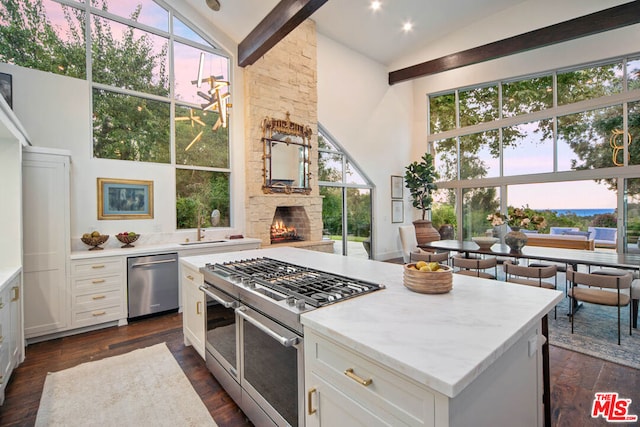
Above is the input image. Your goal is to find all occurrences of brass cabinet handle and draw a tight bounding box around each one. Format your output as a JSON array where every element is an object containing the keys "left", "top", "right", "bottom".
[
  {"left": 344, "top": 368, "right": 372, "bottom": 386},
  {"left": 91, "top": 265, "right": 105, "bottom": 269},
  {"left": 92, "top": 311, "right": 107, "bottom": 317},
  {"left": 11, "top": 286, "right": 19, "bottom": 302},
  {"left": 92, "top": 295, "right": 106, "bottom": 300},
  {"left": 196, "top": 301, "right": 202, "bottom": 315},
  {"left": 0, "top": 298, "right": 4, "bottom": 309},
  {"left": 307, "top": 387, "right": 317, "bottom": 415},
  {"left": 187, "top": 275, "right": 194, "bottom": 281},
  {"left": 0, "top": 336, "right": 4, "bottom": 344},
  {"left": 92, "top": 279, "right": 106, "bottom": 284}
]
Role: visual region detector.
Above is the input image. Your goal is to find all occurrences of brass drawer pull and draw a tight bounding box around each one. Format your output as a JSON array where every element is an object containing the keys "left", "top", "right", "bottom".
[
  {"left": 92, "top": 311, "right": 107, "bottom": 317},
  {"left": 92, "top": 279, "right": 106, "bottom": 284},
  {"left": 92, "top": 295, "right": 106, "bottom": 300},
  {"left": 307, "top": 387, "right": 317, "bottom": 415},
  {"left": 196, "top": 301, "right": 202, "bottom": 315},
  {"left": 187, "top": 275, "right": 194, "bottom": 281},
  {"left": 0, "top": 336, "right": 4, "bottom": 344},
  {"left": 344, "top": 368, "right": 372, "bottom": 386},
  {"left": 11, "top": 286, "right": 19, "bottom": 302},
  {"left": 91, "top": 265, "right": 105, "bottom": 269}
]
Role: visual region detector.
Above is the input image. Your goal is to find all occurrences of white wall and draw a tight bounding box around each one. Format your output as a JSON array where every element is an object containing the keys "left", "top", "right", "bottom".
[{"left": 317, "top": 34, "right": 414, "bottom": 260}]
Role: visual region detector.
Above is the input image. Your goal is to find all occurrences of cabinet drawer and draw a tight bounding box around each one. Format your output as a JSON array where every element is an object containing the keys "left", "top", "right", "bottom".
[
  {"left": 307, "top": 332, "right": 434, "bottom": 426},
  {"left": 72, "top": 304, "right": 123, "bottom": 327},
  {"left": 72, "top": 274, "right": 122, "bottom": 293},
  {"left": 72, "top": 259, "right": 122, "bottom": 277},
  {"left": 73, "top": 289, "right": 122, "bottom": 310},
  {"left": 181, "top": 265, "right": 203, "bottom": 287}
]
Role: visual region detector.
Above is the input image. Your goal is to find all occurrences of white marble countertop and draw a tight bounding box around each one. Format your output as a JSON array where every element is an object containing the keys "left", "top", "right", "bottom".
[
  {"left": 181, "top": 247, "right": 563, "bottom": 398},
  {"left": 70, "top": 237, "right": 261, "bottom": 260},
  {"left": 0, "top": 265, "right": 21, "bottom": 289}
]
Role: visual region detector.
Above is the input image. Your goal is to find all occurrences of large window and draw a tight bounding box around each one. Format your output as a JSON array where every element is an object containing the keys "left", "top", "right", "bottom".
[
  {"left": 428, "top": 56, "right": 640, "bottom": 251},
  {"left": 318, "top": 127, "right": 373, "bottom": 259},
  {"left": 0, "top": 0, "right": 231, "bottom": 229}
]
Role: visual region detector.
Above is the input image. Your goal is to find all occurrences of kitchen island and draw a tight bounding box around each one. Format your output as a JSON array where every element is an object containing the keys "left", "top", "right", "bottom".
[{"left": 181, "top": 247, "right": 562, "bottom": 427}]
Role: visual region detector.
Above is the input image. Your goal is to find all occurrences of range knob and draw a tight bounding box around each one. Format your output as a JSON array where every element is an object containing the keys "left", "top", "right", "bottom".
[
  {"left": 286, "top": 296, "right": 295, "bottom": 306},
  {"left": 296, "top": 299, "right": 306, "bottom": 310},
  {"left": 245, "top": 278, "right": 256, "bottom": 289}
]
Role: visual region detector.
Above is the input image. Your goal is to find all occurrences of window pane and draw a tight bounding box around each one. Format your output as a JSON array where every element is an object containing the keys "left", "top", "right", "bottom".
[
  {"left": 432, "top": 188, "right": 457, "bottom": 238},
  {"left": 321, "top": 186, "right": 343, "bottom": 255},
  {"left": 557, "top": 61, "right": 622, "bottom": 105},
  {"left": 176, "top": 169, "right": 230, "bottom": 229},
  {"left": 175, "top": 106, "right": 229, "bottom": 168},
  {"left": 318, "top": 132, "right": 338, "bottom": 151},
  {"left": 459, "top": 130, "right": 499, "bottom": 179},
  {"left": 345, "top": 160, "right": 366, "bottom": 185},
  {"left": 318, "top": 151, "right": 343, "bottom": 182},
  {"left": 459, "top": 85, "right": 498, "bottom": 127},
  {"left": 462, "top": 186, "right": 500, "bottom": 239},
  {"left": 173, "top": 16, "right": 212, "bottom": 46},
  {"left": 503, "top": 119, "right": 553, "bottom": 176},
  {"left": 624, "top": 177, "right": 640, "bottom": 253},
  {"left": 346, "top": 188, "right": 371, "bottom": 259},
  {"left": 91, "top": 16, "right": 168, "bottom": 94},
  {"left": 0, "top": 0, "right": 86, "bottom": 78},
  {"left": 433, "top": 138, "right": 457, "bottom": 181},
  {"left": 429, "top": 92, "right": 455, "bottom": 133},
  {"left": 628, "top": 57, "right": 640, "bottom": 91},
  {"left": 502, "top": 75, "right": 553, "bottom": 117},
  {"left": 629, "top": 100, "right": 640, "bottom": 166},
  {"left": 97, "top": 0, "right": 168, "bottom": 31},
  {"left": 557, "top": 105, "right": 623, "bottom": 171},
  {"left": 174, "top": 41, "right": 228, "bottom": 104},
  {"left": 93, "top": 89, "right": 170, "bottom": 163}
]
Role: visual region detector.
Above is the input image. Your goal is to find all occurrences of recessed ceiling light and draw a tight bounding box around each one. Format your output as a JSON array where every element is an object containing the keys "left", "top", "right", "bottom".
[
  {"left": 402, "top": 21, "right": 413, "bottom": 33},
  {"left": 370, "top": 1, "right": 381, "bottom": 11}
]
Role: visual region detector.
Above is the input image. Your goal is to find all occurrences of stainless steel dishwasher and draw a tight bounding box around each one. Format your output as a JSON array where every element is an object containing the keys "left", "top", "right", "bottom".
[{"left": 127, "top": 253, "right": 179, "bottom": 318}]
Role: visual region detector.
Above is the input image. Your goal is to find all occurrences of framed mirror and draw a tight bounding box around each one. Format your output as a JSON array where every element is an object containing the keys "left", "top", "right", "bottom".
[{"left": 261, "top": 112, "right": 312, "bottom": 194}]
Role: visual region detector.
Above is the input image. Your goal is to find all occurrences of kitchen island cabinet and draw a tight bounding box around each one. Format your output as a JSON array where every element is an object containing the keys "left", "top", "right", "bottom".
[
  {"left": 180, "top": 262, "right": 205, "bottom": 358},
  {"left": 180, "top": 247, "right": 562, "bottom": 427},
  {"left": 0, "top": 268, "right": 23, "bottom": 405}
]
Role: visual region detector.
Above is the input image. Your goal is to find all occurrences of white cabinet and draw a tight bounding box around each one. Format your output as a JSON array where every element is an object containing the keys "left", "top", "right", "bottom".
[
  {"left": 70, "top": 257, "right": 126, "bottom": 328},
  {"left": 181, "top": 263, "right": 205, "bottom": 358},
  {"left": 305, "top": 326, "right": 543, "bottom": 427},
  {"left": 22, "top": 149, "right": 71, "bottom": 338},
  {"left": 0, "top": 273, "right": 23, "bottom": 405}
]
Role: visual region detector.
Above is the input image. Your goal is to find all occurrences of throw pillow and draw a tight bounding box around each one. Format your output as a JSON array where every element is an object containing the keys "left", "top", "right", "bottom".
[{"left": 563, "top": 230, "right": 591, "bottom": 239}]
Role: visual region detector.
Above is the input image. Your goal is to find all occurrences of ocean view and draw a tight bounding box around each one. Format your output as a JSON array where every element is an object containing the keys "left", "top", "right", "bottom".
[{"left": 547, "top": 208, "right": 615, "bottom": 217}]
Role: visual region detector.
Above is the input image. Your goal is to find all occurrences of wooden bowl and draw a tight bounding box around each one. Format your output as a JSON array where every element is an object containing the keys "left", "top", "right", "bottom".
[
  {"left": 115, "top": 233, "right": 140, "bottom": 248},
  {"left": 403, "top": 263, "right": 453, "bottom": 294},
  {"left": 80, "top": 235, "right": 109, "bottom": 250}
]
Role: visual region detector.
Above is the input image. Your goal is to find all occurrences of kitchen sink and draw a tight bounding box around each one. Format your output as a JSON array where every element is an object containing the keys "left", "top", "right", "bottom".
[{"left": 179, "top": 240, "right": 226, "bottom": 246}]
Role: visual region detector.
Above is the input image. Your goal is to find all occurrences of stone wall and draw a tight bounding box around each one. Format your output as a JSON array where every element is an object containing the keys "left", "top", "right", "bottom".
[{"left": 244, "top": 20, "right": 325, "bottom": 248}]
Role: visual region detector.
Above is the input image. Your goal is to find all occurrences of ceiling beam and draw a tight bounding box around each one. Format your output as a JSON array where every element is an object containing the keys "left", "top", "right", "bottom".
[
  {"left": 389, "top": 2, "right": 640, "bottom": 85},
  {"left": 238, "top": 0, "right": 328, "bottom": 67}
]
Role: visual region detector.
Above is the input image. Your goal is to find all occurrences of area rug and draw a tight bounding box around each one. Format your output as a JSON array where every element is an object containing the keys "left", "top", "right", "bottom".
[
  {"left": 35, "top": 343, "right": 217, "bottom": 427},
  {"left": 546, "top": 280, "right": 640, "bottom": 370}
]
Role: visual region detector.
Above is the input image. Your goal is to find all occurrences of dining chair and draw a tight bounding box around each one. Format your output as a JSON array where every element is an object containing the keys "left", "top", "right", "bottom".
[
  {"left": 451, "top": 255, "right": 497, "bottom": 279},
  {"left": 566, "top": 267, "right": 633, "bottom": 345},
  {"left": 588, "top": 268, "right": 640, "bottom": 329},
  {"left": 410, "top": 249, "right": 450, "bottom": 266},
  {"left": 503, "top": 260, "right": 558, "bottom": 318}
]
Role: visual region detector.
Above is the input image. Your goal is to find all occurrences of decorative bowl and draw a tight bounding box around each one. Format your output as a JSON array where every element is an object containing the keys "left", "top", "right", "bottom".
[
  {"left": 81, "top": 234, "right": 109, "bottom": 250},
  {"left": 403, "top": 263, "right": 453, "bottom": 294},
  {"left": 115, "top": 233, "right": 140, "bottom": 248},
  {"left": 471, "top": 236, "right": 498, "bottom": 250}
]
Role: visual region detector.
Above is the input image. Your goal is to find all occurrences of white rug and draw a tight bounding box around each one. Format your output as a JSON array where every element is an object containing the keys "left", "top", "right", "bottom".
[{"left": 35, "top": 343, "right": 217, "bottom": 427}]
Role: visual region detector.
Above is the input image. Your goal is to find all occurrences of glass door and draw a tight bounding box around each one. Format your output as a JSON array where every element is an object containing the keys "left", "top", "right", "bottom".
[{"left": 624, "top": 178, "right": 640, "bottom": 253}]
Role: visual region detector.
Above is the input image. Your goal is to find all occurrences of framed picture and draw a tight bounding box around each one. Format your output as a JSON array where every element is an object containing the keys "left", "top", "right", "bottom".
[
  {"left": 0, "top": 72, "right": 12, "bottom": 109},
  {"left": 391, "top": 175, "right": 403, "bottom": 199},
  {"left": 97, "top": 178, "right": 154, "bottom": 220},
  {"left": 391, "top": 200, "right": 404, "bottom": 223}
]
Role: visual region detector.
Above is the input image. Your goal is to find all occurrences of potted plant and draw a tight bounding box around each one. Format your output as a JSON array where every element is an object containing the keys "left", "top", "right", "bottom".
[{"left": 404, "top": 152, "right": 441, "bottom": 244}]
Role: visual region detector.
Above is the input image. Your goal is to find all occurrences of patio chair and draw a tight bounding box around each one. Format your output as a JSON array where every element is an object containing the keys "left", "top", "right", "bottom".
[
  {"left": 566, "top": 267, "right": 633, "bottom": 345},
  {"left": 503, "top": 260, "right": 558, "bottom": 318},
  {"left": 452, "top": 255, "right": 497, "bottom": 279}
]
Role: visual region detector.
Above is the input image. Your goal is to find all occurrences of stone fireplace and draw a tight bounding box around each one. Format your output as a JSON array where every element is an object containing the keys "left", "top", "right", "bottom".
[{"left": 243, "top": 20, "right": 332, "bottom": 252}]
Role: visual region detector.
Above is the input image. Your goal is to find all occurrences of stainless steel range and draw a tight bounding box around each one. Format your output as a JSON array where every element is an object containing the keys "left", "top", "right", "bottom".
[{"left": 199, "top": 257, "right": 383, "bottom": 427}]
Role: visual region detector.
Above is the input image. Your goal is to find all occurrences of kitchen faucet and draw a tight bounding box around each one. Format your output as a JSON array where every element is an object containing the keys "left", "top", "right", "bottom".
[{"left": 196, "top": 213, "right": 205, "bottom": 241}]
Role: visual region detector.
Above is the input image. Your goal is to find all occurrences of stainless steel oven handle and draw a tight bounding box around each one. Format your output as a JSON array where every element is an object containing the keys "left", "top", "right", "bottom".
[
  {"left": 199, "top": 285, "right": 238, "bottom": 309},
  {"left": 236, "top": 307, "right": 299, "bottom": 347}
]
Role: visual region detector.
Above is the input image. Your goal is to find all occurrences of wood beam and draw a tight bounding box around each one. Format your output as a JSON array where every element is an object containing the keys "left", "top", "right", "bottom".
[
  {"left": 389, "top": 2, "right": 640, "bottom": 85},
  {"left": 238, "top": 0, "right": 328, "bottom": 67}
]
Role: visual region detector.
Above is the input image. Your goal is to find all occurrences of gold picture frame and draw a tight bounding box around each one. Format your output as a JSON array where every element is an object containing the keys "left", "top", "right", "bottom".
[{"left": 97, "top": 178, "right": 154, "bottom": 220}]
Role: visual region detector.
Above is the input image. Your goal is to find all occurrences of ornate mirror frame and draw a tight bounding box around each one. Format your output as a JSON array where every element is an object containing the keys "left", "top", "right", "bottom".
[{"left": 261, "top": 112, "right": 312, "bottom": 194}]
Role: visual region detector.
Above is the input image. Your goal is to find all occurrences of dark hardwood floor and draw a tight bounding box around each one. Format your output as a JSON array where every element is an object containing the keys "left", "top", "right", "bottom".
[{"left": 1, "top": 311, "right": 638, "bottom": 427}]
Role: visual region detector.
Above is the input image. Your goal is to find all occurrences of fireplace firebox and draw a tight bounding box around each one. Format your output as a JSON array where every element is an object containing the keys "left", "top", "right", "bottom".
[{"left": 270, "top": 206, "right": 309, "bottom": 244}]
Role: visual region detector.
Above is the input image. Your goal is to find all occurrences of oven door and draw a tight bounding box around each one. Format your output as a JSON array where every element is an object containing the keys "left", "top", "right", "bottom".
[
  {"left": 237, "top": 306, "right": 304, "bottom": 427},
  {"left": 199, "top": 283, "right": 241, "bottom": 404}
]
